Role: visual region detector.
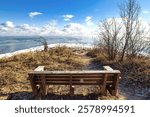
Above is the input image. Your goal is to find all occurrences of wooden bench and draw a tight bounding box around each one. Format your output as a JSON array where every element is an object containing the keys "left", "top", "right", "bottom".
[{"left": 28, "top": 66, "right": 121, "bottom": 98}]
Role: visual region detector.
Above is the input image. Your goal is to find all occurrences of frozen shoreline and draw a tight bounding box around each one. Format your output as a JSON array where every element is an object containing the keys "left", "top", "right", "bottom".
[
  {"left": 0, "top": 43, "right": 93, "bottom": 58},
  {"left": 0, "top": 43, "right": 149, "bottom": 59}
]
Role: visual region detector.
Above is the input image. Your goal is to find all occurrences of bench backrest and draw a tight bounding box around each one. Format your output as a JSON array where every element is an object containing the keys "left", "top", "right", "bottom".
[
  {"left": 28, "top": 66, "right": 121, "bottom": 96},
  {"left": 28, "top": 71, "right": 120, "bottom": 86},
  {"left": 29, "top": 66, "right": 120, "bottom": 85}
]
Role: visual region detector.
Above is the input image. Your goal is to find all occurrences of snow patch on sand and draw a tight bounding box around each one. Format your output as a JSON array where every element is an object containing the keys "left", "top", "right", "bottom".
[{"left": 0, "top": 43, "right": 92, "bottom": 58}]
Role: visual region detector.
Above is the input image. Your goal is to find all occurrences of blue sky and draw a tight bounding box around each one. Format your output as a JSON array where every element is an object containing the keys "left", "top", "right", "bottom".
[
  {"left": 0, "top": 0, "right": 120, "bottom": 25},
  {"left": 0, "top": 0, "right": 150, "bottom": 36}
]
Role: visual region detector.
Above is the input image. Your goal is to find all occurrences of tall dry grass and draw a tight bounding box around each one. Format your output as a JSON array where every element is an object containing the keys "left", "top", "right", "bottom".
[{"left": 0, "top": 46, "right": 87, "bottom": 98}]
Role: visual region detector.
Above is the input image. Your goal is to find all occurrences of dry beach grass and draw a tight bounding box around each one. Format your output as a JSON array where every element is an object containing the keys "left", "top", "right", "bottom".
[
  {"left": 87, "top": 48, "right": 150, "bottom": 99},
  {"left": 0, "top": 46, "right": 149, "bottom": 100},
  {"left": 0, "top": 46, "right": 91, "bottom": 99}
]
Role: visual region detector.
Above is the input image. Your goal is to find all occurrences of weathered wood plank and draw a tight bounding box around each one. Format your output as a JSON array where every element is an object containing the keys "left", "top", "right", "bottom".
[
  {"left": 29, "top": 70, "right": 121, "bottom": 74},
  {"left": 45, "top": 77, "right": 104, "bottom": 80},
  {"left": 34, "top": 74, "right": 114, "bottom": 77},
  {"left": 35, "top": 80, "right": 113, "bottom": 84}
]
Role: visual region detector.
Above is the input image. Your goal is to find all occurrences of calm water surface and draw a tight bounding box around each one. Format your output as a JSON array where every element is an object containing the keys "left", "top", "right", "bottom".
[{"left": 0, "top": 36, "right": 94, "bottom": 54}]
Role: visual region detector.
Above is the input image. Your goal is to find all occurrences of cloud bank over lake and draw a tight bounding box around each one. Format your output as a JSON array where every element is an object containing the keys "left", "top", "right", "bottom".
[{"left": 0, "top": 20, "right": 97, "bottom": 37}]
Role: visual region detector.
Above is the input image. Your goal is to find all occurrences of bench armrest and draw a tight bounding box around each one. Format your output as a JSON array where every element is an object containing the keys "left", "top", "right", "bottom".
[
  {"left": 103, "top": 66, "right": 114, "bottom": 71},
  {"left": 34, "top": 66, "right": 45, "bottom": 71}
]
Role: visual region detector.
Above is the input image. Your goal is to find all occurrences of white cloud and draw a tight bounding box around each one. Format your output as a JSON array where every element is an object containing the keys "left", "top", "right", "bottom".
[
  {"left": 40, "top": 22, "right": 90, "bottom": 36},
  {"left": 40, "top": 20, "right": 60, "bottom": 35},
  {"left": 0, "top": 27, "right": 8, "bottom": 32},
  {"left": 63, "top": 23, "right": 85, "bottom": 34},
  {"left": 142, "top": 10, "right": 149, "bottom": 14},
  {"left": 29, "top": 12, "right": 43, "bottom": 18},
  {"left": 17, "top": 24, "right": 39, "bottom": 32},
  {"left": 85, "top": 16, "right": 94, "bottom": 26},
  {"left": 0, "top": 20, "right": 96, "bottom": 37},
  {"left": 62, "top": 23, "right": 95, "bottom": 36},
  {"left": 1, "top": 21, "right": 15, "bottom": 28},
  {"left": 63, "top": 14, "right": 74, "bottom": 21},
  {"left": 0, "top": 21, "right": 15, "bottom": 33}
]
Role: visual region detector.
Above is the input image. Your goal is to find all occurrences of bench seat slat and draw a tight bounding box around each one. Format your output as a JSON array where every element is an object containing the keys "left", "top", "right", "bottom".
[
  {"left": 33, "top": 75, "right": 114, "bottom": 78},
  {"left": 33, "top": 77, "right": 115, "bottom": 82},
  {"left": 33, "top": 76, "right": 114, "bottom": 80},
  {"left": 32, "top": 74, "right": 115, "bottom": 78},
  {"left": 35, "top": 79, "right": 104, "bottom": 82},
  {"left": 35, "top": 80, "right": 113, "bottom": 84},
  {"left": 35, "top": 81, "right": 101, "bottom": 85},
  {"left": 45, "top": 77, "right": 104, "bottom": 80},
  {"left": 34, "top": 83, "right": 113, "bottom": 85}
]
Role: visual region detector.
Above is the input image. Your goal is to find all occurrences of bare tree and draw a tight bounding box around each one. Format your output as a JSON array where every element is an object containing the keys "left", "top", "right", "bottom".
[
  {"left": 119, "top": 0, "right": 146, "bottom": 61},
  {"left": 98, "top": 18, "right": 122, "bottom": 60},
  {"left": 96, "top": 0, "right": 150, "bottom": 61}
]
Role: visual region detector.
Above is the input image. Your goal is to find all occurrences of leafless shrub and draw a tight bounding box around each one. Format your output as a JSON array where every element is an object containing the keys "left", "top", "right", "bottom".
[
  {"left": 97, "top": 18, "right": 122, "bottom": 61},
  {"left": 36, "top": 36, "right": 48, "bottom": 52}
]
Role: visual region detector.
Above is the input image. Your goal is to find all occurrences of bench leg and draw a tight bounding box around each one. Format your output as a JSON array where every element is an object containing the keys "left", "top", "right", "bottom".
[
  {"left": 31, "top": 85, "right": 38, "bottom": 96},
  {"left": 112, "top": 90, "right": 118, "bottom": 96},
  {"left": 29, "top": 75, "right": 38, "bottom": 96},
  {"left": 70, "top": 86, "right": 74, "bottom": 96},
  {"left": 107, "top": 85, "right": 118, "bottom": 96},
  {"left": 110, "top": 74, "right": 119, "bottom": 96},
  {"left": 100, "top": 85, "right": 107, "bottom": 96},
  {"left": 109, "top": 90, "right": 118, "bottom": 96},
  {"left": 41, "top": 75, "right": 47, "bottom": 97},
  {"left": 106, "top": 85, "right": 113, "bottom": 96},
  {"left": 103, "top": 89, "right": 108, "bottom": 96},
  {"left": 69, "top": 75, "right": 74, "bottom": 96},
  {"left": 101, "top": 74, "right": 108, "bottom": 95},
  {"left": 34, "top": 85, "right": 47, "bottom": 100}
]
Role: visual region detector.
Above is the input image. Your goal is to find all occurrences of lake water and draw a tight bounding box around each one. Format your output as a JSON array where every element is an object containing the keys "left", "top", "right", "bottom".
[{"left": 0, "top": 36, "right": 94, "bottom": 54}]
